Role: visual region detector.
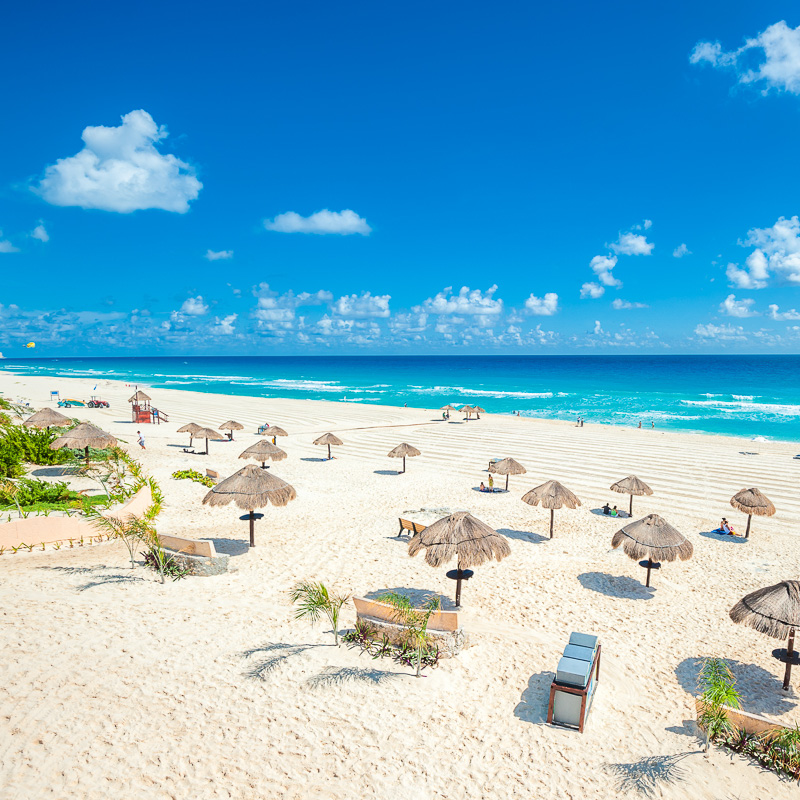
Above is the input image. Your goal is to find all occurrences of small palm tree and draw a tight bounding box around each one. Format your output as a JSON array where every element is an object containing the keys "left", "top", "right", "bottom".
[
  {"left": 290, "top": 581, "right": 350, "bottom": 645},
  {"left": 379, "top": 592, "right": 441, "bottom": 677},
  {"left": 697, "top": 657, "right": 741, "bottom": 752}
]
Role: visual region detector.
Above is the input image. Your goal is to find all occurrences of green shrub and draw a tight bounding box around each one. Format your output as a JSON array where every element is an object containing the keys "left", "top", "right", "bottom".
[
  {"left": 1, "top": 426, "right": 69, "bottom": 465},
  {"left": 172, "top": 469, "right": 215, "bottom": 487},
  {"left": 0, "top": 439, "right": 24, "bottom": 479},
  {"left": 0, "top": 478, "right": 73, "bottom": 507}
]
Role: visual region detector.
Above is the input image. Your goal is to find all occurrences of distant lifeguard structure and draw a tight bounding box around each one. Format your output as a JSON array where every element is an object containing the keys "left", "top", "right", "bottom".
[{"left": 128, "top": 389, "right": 168, "bottom": 424}]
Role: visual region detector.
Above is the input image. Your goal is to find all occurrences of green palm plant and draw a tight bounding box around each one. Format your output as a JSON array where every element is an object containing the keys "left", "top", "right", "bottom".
[
  {"left": 290, "top": 581, "right": 350, "bottom": 645},
  {"left": 697, "top": 657, "right": 741, "bottom": 752},
  {"left": 379, "top": 592, "right": 441, "bottom": 677},
  {"left": 762, "top": 724, "right": 800, "bottom": 779}
]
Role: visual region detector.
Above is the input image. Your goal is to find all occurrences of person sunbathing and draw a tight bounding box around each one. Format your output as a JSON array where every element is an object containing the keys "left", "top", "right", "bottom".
[{"left": 479, "top": 482, "right": 487, "bottom": 492}]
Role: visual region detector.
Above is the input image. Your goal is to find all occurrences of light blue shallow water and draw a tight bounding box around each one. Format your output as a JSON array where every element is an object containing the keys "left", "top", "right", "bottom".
[{"left": 3, "top": 355, "right": 800, "bottom": 441}]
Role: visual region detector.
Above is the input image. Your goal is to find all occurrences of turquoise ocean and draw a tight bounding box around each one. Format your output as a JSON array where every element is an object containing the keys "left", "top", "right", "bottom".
[{"left": 2, "top": 355, "right": 800, "bottom": 442}]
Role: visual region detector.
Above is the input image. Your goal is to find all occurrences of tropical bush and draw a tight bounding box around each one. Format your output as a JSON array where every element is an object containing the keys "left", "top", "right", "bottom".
[
  {"left": 0, "top": 439, "right": 24, "bottom": 479},
  {"left": 172, "top": 468, "right": 215, "bottom": 487},
  {"left": 290, "top": 581, "right": 350, "bottom": 646},
  {"left": 378, "top": 592, "right": 442, "bottom": 677},
  {"left": 1, "top": 425, "right": 69, "bottom": 465}
]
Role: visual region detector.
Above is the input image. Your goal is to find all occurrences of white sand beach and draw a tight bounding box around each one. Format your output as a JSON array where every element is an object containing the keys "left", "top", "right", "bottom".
[{"left": 1, "top": 372, "right": 799, "bottom": 800}]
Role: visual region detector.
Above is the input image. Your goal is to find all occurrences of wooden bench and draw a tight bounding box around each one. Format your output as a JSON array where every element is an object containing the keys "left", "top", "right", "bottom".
[
  {"left": 398, "top": 517, "right": 427, "bottom": 537},
  {"left": 206, "top": 469, "right": 220, "bottom": 483}
]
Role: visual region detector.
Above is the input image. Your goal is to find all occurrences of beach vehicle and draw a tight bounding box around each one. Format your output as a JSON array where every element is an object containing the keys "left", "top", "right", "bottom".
[
  {"left": 57, "top": 398, "right": 86, "bottom": 408},
  {"left": 87, "top": 397, "right": 110, "bottom": 408}
]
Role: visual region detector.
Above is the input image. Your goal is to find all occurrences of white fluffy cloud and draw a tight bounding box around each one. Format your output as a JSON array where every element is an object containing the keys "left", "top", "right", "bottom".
[
  {"left": 768, "top": 303, "right": 800, "bottom": 320},
  {"left": 590, "top": 255, "right": 621, "bottom": 287},
  {"left": 612, "top": 299, "right": 648, "bottom": 309},
  {"left": 36, "top": 110, "right": 202, "bottom": 213},
  {"left": 205, "top": 249, "right": 233, "bottom": 261},
  {"left": 31, "top": 223, "right": 49, "bottom": 243},
  {"left": 253, "top": 283, "right": 333, "bottom": 327},
  {"left": 727, "top": 216, "right": 800, "bottom": 288},
  {"left": 719, "top": 294, "right": 758, "bottom": 317},
  {"left": 691, "top": 21, "right": 800, "bottom": 94},
  {"left": 211, "top": 314, "right": 237, "bottom": 335},
  {"left": 264, "top": 209, "right": 371, "bottom": 235},
  {"left": 0, "top": 232, "right": 19, "bottom": 253},
  {"left": 524, "top": 292, "right": 559, "bottom": 316},
  {"left": 694, "top": 322, "right": 747, "bottom": 340},
  {"left": 608, "top": 232, "right": 654, "bottom": 256},
  {"left": 331, "top": 292, "right": 390, "bottom": 318},
  {"left": 417, "top": 285, "right": 503, "bottom": 316},
  {"left": 580, "top": 282, "right": 605, "bottom": 299},
  {"left": 673, "top": 243, "right": 690, "bottom": 258},
  {"left": 179, "top": 296, "right": 209, "bottom": 316}
]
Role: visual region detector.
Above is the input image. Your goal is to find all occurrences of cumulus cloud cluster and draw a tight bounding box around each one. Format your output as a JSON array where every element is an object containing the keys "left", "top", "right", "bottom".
[{"left": 264, "top": 209, "right": 371, "bottom": 235}]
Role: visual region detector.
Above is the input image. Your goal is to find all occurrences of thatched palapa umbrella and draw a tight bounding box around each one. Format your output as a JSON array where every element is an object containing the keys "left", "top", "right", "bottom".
[
  {"left": 610, "top": 475, "right": 653, "bottom": 516},
  {"left": 239, "top": 440, "right": 288, "bottom": 469},
  {"left": 460, "top": 405, "right": 475, "bottom": 420},
  {"left": 730, "top": 488, "right": 776, "bottom": 539},
  {"left": 193, "top": 426, "right": 225, "bottom": 455},
  {"left": 177, "top": 422, "right": 202, "bottom": 447},
  {"left": 388, "top": 443, "right": 421, "bottom": 473},
  {"left": 489, "top": 457, "right": 527, "bottom": 491},
  {"left": 220, "top": 420, "right": 244, "bottom": 441},
  {"left": 611, "top": 513, "right": 693, "bottom": 587},
  {"left": 50, "top": 422, "right": 117, "bottom": 461},
  {"left": 202, "top": 464, "right": 296, "bottom": 547},
  {"left": 408, "top": 511, "right": 510, "bottom": 607},
  {"left": 23, "top": 407, "right": 71, "bottom": 431},
  {"left": 314, "top": 432, "right": 343, "bottom": 460},
  {"left": 440, "top": 405, "right": 457, "bottom": 412},
  {"left": 730, "top": 580, "right": 800, "bottom": 691},
  {"left": 474, "top": 406, "right": 486, "bottom": 419},
  {"left": 522, "top": 480, "right": 581, "bottom": 538},
  {"left": 265, "top": 425, "right": 288, "bottom": 445}
]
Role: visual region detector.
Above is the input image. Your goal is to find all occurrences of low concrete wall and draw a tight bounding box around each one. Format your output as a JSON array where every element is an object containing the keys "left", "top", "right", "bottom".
[
  {"left": 695, "top": 698, "right": 783, "bottom": 736},
  {"left": 0, "top": 485, "right": 152, "bottom": 550},
  {"left": 353, "top": 597, "right": 460, "bottom": 632},
  {"left": 158, "top": 533, "right": 216, "bottom": 558}
]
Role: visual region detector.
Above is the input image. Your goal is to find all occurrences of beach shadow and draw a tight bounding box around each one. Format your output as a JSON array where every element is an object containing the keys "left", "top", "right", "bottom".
[
  {"left": 665, "top": 720, "right": 702, "bottom": 741},
  {"left": 364, "top": 587, "right": 455, "bottom": 611},
  {"left": 306, "top": 666, "right": 401, "bottom": 688},
  {"left": 698, "top": 530, "right": 748, "bottom": 545},
  {"left": 300, "top": 457, "right": 329, "bottom": 462},
  {"left": 497, "top": 527, "right": 549, "bottom": 544},
  {"left": 77, "top": 573, "right": 148, "bottom": 591},
  {"left": 514, "top": 671, "right": 555, "bottom": 724},
  {"left": 675, "top": 657, "right": 797, "bottom": 716},
  {"left": 374, "top": 469, "right": 401, "bottom": 476},
  {"left": 578, "top": 572, "right": 655, "bottom": 600},
  {"left": 604, "top": 753, "right": 693, "bottom": 797},
  {"left": 203, "top": 537, "right": 250, "bottom": 556},
  {"left": 30, "top": 466, "right": 81, "bottom": 477},
  {"left": 37, "top": 565, "right": 98, "bottom": 574},
  {"left": 240, "top": 641, "right": 323, "bottom": 681},
  {"left": 590, "top": 508, "right": 630, "bottom": 519}
]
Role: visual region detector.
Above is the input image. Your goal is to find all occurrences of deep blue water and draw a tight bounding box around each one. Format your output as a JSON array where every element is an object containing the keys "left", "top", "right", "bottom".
[{"left": 2, "top": 355, "right": 800, "bottom": 441}]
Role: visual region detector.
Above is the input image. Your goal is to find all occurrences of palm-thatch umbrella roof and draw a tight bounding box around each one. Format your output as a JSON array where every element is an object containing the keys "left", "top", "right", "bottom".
[
  {"left": 50, "top": 422, "right": 117, "bottom": 460},
  {"left": 440, "top": 405, "right": 457, "bottom": 412},
  {"left": 730, "top": 580, "right": 800, "bottom": 690},
  {"left": 610, "top": 475, "right": 653, "bottom": 516},
  {"left": 408, "top": 511, "right": 511, "bottom": 606},
  {"left": 314, "top": 432, "right": 343, "bottom": 460},
  {"left": 264, "top": 425, "right": 288, "bottom": 444},
  {"left": 387, "top": 442, "right": 421, "bottom": 473},
  {"left": 219, "top": 420, "right": 244, "bottom": 440},
  {"left": 177, "top": 422, "right": 202, "bottom": 434},
  {"left": 521, "top": 480, "right": 581, "bottom": 538},
  {"left": 611, "top": 513, "right": 693, "bottom": 587},
  {"left": 202, "top": 464, "right": 296, "bottom": 546},
  {"left": 193, "top": 426, "right": 226, "bottom": 454},
  {"left": 730, "top": 488, "right": 776, "bottom": 539},
  {"left": 474, "top": 406, "right": 486, "bottom": 418},
  {"left": 489, "top": 457, "right": 527, "bottom": 490},
  {"left": 23, "top": 407, "right": 71, "bottom": 430},
  {"left": 239, "top": 440, "right": 288, "bottom": 468},
  {"left": 128, "top": 390, "right": 152, "bottom": 404}
]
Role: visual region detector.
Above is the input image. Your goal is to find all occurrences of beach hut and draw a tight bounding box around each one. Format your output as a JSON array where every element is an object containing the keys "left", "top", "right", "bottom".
[
  {"left": 23, "top": 407, "right": 70, "bottom": 431},
  {"left": 610, "top": 475, "right": 653, "bottom": 516},
  {"left": 239, "top": 440, "right": 288, "bottom": 469},
  {"left": 220, "top": 420, "right": 244, "bottom": 441},
  {"left": 730, "top": 580, "right": 800, "bottom": 691},
  {"left": 202, "top": 464, "right": 296, "bottom": 547},
  {"left": 611, "top": 513, "right": 693, "bottom": 588},
  {"left": 489, "top": 457, "right": 527, "bottom": 491},
  {"left": 50, "top": 422, "right": 117, "bottom": 461},
  {"left": 193, "top": 426, "right": 226, "bottom": 455},
  {"left": 730, "top": 487, "right": 776, "bottom": 539},
  {"left": 521, "top": 480, "right": 581, "bottom": 538},
  {"left": 408, "top": 511, "right": 510, "bottom": 607},
  {"left": 387, "top": 443, "right": 421, "bottom": 473},
  {"left": 314, "top": 432, "right": 343, "bottom": 460},
  {"left": 266, "top": 426, "right": 288, "bottom": 445},
  {"left": 177, "top": 422, "right": 202, "bottom": 447},
  {"left": 128, "top": 390, "right": 153, "bottom": 424}
]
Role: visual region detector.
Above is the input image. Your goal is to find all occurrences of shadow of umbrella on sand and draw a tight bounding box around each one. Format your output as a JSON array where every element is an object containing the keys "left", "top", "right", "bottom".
[
  {"left": 490, "top": 457, "right": 527, "bottom": 491},
  {"left": 610, "top": 475, "right": 653, "bottom": 517},
  {"left": 202, "top": 464, "right": 297, "bottom": 547},
  {"left": 314, "top": 432, "right": 343, "bottom": 460},
  {"left": 23, "top": 407, "right": 71, "bottom": 431},
  {"left": 730, "top": 580, "right": 800, "bottom": 691},
  {"left": 387, "top": 443, "right": 421, "bottom": 474},
  {"left": 521, "top": 479, "right": 581, "bottom": 539},
  {"left": 611, "top": 514, "right": 693, "bottom": 588},
  {"left": 177, "top": 422, "right": 202, "bottom": 448},
  {"left": 239, "top": 439, "right": 288, "bottom": 469},
  {"left": 730, "top": 487, "right": 776, "bottom": 539},
  {"left": 50, "top": 422, "right": 117, "bottom": 462},
  {"left": 408, "top": 511, "right": 510, "bottom": 607}
]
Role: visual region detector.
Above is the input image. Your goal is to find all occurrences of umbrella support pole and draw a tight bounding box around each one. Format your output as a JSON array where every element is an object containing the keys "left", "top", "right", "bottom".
[
  {"left": 784, "top": 628, "right": 795, "bottom": 691},
  {"left": 629, "top": 495, "right": 633, "bottom": 516},
  {"left": 249, "top": 511, "right": 255, "bottom": 547},
  {"left": 505, "top": 475, "right": 509, "bottom": 491},
  {"left": 745, "top": 515, "right": 752, "bottom": 539},
  {"left": 327, "top": 444, "right": 331, "bottom": 460},
  {"left": 549, "top": 509, "right": 554, "bottom": 539},
  {"left": 645, "top": 559, "right": 653, "bottom": 588},
  {"left": 403, "top": 456, "right": 406, "bottom": 473}
]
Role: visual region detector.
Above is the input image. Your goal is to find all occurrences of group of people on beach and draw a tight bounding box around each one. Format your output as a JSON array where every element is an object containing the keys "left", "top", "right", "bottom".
[
  {"left": 479, "top": 475, "right": 497, "bottom": 492},
  {"left": 713, "top": 518, "right": 738, "bottom": 536},
  {"left": 601, "top": 503, "right": 627, "bottom": 517}
]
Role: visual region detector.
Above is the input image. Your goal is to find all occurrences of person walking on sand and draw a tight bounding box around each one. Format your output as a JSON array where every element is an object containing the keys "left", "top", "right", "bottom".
[{"left": 137, "top": 430, "right": 145, "bottom": 449}]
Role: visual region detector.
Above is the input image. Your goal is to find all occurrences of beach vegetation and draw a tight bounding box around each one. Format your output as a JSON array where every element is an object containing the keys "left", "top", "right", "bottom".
[
  {"left": 290, "top": 581, "right": 350, "bottom": 646},
  {"left": 172, "top": 468, "right": 215, "bottom": 487},
  {"left": 0, "top": 439, "right": 24, "bottom": 479},
  {"left": 0, "top": 425, "right": 69, "bottom": 465},
  {"left": 697, "top": 657, "right": 741, "bottom": 753},
  {"left": 378, "top": 592, "right": 441, "bottom": 677}
]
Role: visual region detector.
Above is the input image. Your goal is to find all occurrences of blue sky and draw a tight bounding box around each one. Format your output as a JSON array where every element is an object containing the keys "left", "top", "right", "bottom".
[{"left": 2, "top": 2, "right": 800, "bottom": 355}]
